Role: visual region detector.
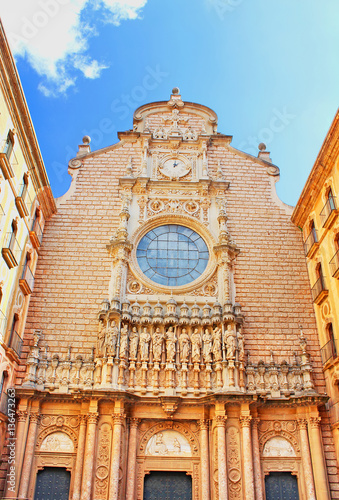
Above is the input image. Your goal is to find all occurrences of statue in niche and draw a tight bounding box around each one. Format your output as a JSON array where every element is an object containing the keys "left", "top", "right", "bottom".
[
  {"left": 212, "top": 326, "right": 222, "bottom": 362},
  {"left": 237, "top": 330, "right": 245, "bottom": 362},
  {"left": 129, "top": 326, "right": 139, "bottom": 360},
  {"left": 97, "top": 320, "right": 106, "bottom": 357},
  {"left": 179, "top": 328, "right": 190, "bottom": 363},
  {"left": 140, "top": 327, "right": 151, "bottom": 361},
  {"left": 119, "top": 324, "right": 129, "bottom": 360},
  {"left": 191, "top": 328, "right": 202, "bottom": 363},
  {"left": 152, "top": 327, "right": 164, "bottom": 363},
  {"left": 106, "top": 320, "right": 119, "bottom": 357},
  {"left": 202, "top": 328, "right": 213, "bottom": 363},
  {"left": 165, "top": 326, "right": 177, "bottom": 363},
  {"left": 226, "top": 324, "right": 236, "bottom": 359}
]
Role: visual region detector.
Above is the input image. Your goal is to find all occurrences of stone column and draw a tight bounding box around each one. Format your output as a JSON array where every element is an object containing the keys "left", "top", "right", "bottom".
[
  {"left": 80, "top": 413, "right": 99, "bottom": 500},
  {"left": 214, "top": 415, "right": 228, "bottom": 500},
  {"left": 251, "top": 417, "right": 264, "bottom": 500},
  {"left": 240, "top": 415, "right": 255, "bottom": 500},
  {"left": 199, "top": 419, "right": 210, "bottom": 500},
  {"left": 109, "top": 413, "right": 125, "bottom": 500},
  {"left": 308, "top": 417, "right": 330, "bottom": 500},
  {"left": 126, "top": 418, "right": 140, "bottom": 500},
  {"left": 297, "top": 419, "right": 316, "bottom": 500},
  {"left": 18, "top": 412, "right": 40, "bottom": 499},
  {"left": 5, "top": 410, "right": 28, "bottom": 498},
  {"left": 72, "top": 415, "right": 87, "bottom": 500}
]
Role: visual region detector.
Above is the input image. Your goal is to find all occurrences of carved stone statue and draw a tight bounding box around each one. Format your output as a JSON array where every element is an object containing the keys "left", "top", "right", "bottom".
[
  {"left": 202, "top": 328, "right": 213, "bottom": 363},
  {"left": 212, "top": 326, "right": 222, "bottom": 362},
  {"left": 119, "top": 324, "right": 129, "bottom": 360},
  {"left": 179, "top": 328, "right": 190, "bottom": 363},
  {"left": 152, "top": 327, "right": 164, "bottom": 363},
  {"left": 165, "top": 326, "right": 177, "bottom": 363},
  {"left": 106, "top": 320, "right": 118, "bottom": 357},
  {"left": 129, "top": 326, "right": 139, "bottom": 360},
  {"left": 226, "top": 324, "right": 236, "bottom": 360},
  {"left": 140, "top": 327, "right": 151, "bottom": 361},
  {"left": 97, "top": 320, "right": 106, "bottom": 357},
  {"left": 191, "top": 328, "right": 202, "bottom": 364},
  {"left": 237, "top": 331, "right": 245, "bottom": 362}
]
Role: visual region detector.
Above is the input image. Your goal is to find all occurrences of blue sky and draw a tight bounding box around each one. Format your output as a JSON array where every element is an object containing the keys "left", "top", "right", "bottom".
[{"left": 2, "top": 0, "right": 339, "bottom": 204}]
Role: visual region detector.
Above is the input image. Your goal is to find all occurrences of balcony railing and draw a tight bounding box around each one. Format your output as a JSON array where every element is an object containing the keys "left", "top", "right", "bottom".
[
  {"left": 320, "top": 196, "right": 338, "bottom": 227},
  {"left": 311, "top": 276, "right": 328, "bottom": 304},
  {"left": 1, "top": 232, "right": 21, "bottom": 268},
  {"left": 19, "top": 263, "right": 34, "bottom": 295},
  {"left": 29, "top": 219, "right": 43, "bottom": 249},
  {"left": 15, "top": 184, "right": 32, "bottom": 218},
  {"left": 0, "top": 392, "right": 8, "bottom": 416},
  {"left": 329, "top": 249, "right": 339, "bottom": 278},
  {"left": 320, "top": 338, "right": 337, "bottom": 365},
  {"left": 8, "top": 330, "right": 23, "bottom": 357},
  {"left": 304, "top": 228, "right": 318, "bottom": 257}
]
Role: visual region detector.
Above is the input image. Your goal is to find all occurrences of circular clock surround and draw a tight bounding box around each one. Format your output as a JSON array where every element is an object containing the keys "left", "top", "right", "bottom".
[
  {"left": 136, "top": 225, "right": 209, "bottom": 287},
  {"left": 159, "top": 156, "right": 191, "bottom": 179}
]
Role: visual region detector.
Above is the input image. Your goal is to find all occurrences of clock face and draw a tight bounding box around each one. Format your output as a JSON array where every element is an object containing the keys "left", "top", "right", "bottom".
[{"left": 160, "top": 158, "right": 190, "bottom": 179}]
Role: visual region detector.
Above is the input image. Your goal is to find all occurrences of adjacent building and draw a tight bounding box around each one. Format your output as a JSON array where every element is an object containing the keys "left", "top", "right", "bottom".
[
  {"left": 4, "top": 87, "right": 338, "bottom": 499},
  {"left": 292, "top": 109, "right": 339, "bottom": 464},
  {"left": 0, "top": 19, "right": 56, "bottom": 491}
]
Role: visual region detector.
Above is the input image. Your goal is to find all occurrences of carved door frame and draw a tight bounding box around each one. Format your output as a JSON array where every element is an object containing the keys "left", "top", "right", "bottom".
[{"left": 28, "top": 453, "right": 76, "bottom": 500}]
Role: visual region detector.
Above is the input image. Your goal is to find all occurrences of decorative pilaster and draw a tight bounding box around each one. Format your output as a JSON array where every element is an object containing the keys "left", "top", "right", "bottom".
[
  {"left": 239, "top": 415, "right": 255, "bottom": 500},
  {"left": 72, "top": 415, "right": 87, "bottom": 500},
  {"left": 18, "top": 412, "right": 40, "bottom": 499},
  {"left": 308, "top": 416, "right": 330, "bottom": 500},
  {"left": 126, "top": 418, "right": 140, "bottom": 500},
  {"left": 214, "top": 415, "right": 228, "bottom": 500},
  {"left": 109, "top": 413, "right": 126, "bottom": 500},
  {"left": 297, "top": 419, "right": 316, "bottom": 500},
  {"left": 251, "top": 418, "right": 263, "bottom": 500},
  {"left": 80, "top": 413, "right": 99, "bottom": 500},
  {"left": 199, "top": 419, "right": 210, "bottom": 500}
]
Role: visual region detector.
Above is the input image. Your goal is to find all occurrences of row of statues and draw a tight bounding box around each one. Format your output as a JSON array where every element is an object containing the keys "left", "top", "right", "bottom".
[{"left": 97, "top": 320, "right": 245, "bottom": 365}]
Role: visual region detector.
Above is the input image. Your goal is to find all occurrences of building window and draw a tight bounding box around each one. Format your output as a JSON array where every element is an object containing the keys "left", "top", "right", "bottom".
[
  {"left": 2, "top": 220, "right": 20, "bottom": 269},
  {"left": 3, "top": 131, "right": 14, "bottom": 160},
  {"left": 321, "top": 323, "right": 337, "bottom": 364},
  {"left": 19, "top": 253, "right": 35, "bottom": 295},
  {"left": 136, "top": 224, "right": 209, "bottom": 286},
  {"left": 329, "top": 235, "right": 339, "bottom": 278},
  {"left": 320, "top": 187, "right": 338, "bottom": 227},
  {"left": 304, "top": 220, "right": 318, "bottom": 257},
  {"left": 7, "top": 314, "right": 23, "bottom": 357},
  {"left": 311, "top": 262, "right": 328, "bottom": 304},
  {"left": 30, "top": 208, "right": 43, "bottom": 248},
  {"left": 0, "top": 371, "right": 8, "bottom": 416}
]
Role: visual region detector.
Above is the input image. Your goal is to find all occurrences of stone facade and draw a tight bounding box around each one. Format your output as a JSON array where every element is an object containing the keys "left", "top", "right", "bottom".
[
  {"left": 4, "top": 89, "right": 339, "bottom": 499},
  {"left": 292, "top": 108, "right": 339, "bottom": 467}
]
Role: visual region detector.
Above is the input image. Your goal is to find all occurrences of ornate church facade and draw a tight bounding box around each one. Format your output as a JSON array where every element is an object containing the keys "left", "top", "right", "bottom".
[{"left": 6, "top": 89, "right": 339, "bottom": 499}]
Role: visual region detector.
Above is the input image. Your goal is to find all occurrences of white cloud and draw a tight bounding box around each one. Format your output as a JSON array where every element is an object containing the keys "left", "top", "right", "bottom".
[{"left": 0, "top": 0, "right": 147, "bottom": 96}]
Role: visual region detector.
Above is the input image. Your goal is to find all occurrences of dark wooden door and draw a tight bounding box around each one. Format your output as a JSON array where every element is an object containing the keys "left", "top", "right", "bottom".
[
  {"left": 34, "top": 467, "right": 71, "bottom": 500},
  {"left": 265, "top": 472, "right": 299, "bottom": 500},
  {"left": 144, "top": 471, "right": 192, "bottom": 500}
]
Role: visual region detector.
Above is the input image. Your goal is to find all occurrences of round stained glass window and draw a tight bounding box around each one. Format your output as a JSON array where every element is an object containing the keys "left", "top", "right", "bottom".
[{"left": 136, "top": 225, "right": 209, "bottom": 287}]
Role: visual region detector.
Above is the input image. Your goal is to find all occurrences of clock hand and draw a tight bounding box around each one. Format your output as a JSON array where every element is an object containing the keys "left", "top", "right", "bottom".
[{"left": 173, "top": 162, "right": 178, "bottom": 168}]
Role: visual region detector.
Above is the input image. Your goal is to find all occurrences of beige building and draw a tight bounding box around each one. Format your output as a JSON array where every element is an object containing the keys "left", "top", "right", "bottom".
[
  {"left": 292, "top": 109, "right": 339, "bottom": 464},
  {"left": 2, "top": 88, "right": 338, "bottom": 499},
  {"left": 0, "top": 20, "right": 56, "bottom": 490}
]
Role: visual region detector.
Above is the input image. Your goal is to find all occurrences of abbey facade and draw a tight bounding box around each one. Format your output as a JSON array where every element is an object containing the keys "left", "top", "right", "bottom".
[{"left": 6, "top": 89, "right": 339, "bottom": 499}]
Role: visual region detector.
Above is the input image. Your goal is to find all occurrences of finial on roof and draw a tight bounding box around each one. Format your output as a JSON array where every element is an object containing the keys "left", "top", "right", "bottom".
[
  {"left": 258, "top": 142, "right": 266, "bottom": 151},
  {"left": 82, "top": 135, "right": 91, "bottom": 145}
]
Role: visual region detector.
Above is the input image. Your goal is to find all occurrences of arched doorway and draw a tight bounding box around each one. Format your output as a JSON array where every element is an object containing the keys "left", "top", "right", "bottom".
[
  {"left": 265, "top": 472, "right": 299, "bottom": 500},
  {"left": 143, "top": 471, "right": 192, "bottom": 500},
  {"left": 34, "top": 467, "right": 71, "bottom": 500}
]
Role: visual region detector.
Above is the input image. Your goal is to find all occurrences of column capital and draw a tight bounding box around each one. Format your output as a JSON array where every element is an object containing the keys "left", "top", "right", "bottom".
[
  {"left": 214, "top": 415, "right": 227, "bottom": 427},
  {"left": 79, "top": 414, "right": 88, "bottom": 425},
  {"left": 29, "top": 412, "right": 40, "bottom": 424},
  {"left": 199, "top": 419, "right": 210, "bottom": 430},
  {"left": 112, "top": 413, "right": 126, "bottom": 425},
  {"left": 252, "top": 417, "right": 260, "bottom": 428},
  {"left": 309, "top": 416, "right": 321, "bottom": 428},
  {"left": 240, "top": 415, "right": 252, "bottom": 428},
  {"left": 17, "top": 410, "right": 28, "bottom": 422},
  {"left": 297, "top": 418, "right": 308, "bottom": 430},
  {"left": 87, "top": 412, "right": 99, "bottom": 424},
  {"left": 128, "top": 417, "right": 140, "bottom": 428}
]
